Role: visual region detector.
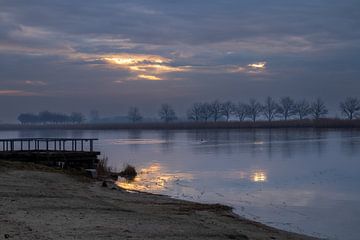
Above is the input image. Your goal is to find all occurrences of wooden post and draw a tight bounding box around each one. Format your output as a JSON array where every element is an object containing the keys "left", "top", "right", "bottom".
[
  {"left": 46, "top": 140, "right": 49, "bottom": 151},
  {"left": 81, "top": 140, "right": 84, "bottom": 152},
  {"left": 90, "top": 140, "right": 93, "bottom": 152}
]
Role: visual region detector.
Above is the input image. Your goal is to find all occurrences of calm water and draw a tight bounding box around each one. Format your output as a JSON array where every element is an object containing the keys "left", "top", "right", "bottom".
[{"left": 1, "top": 129, "right": 360, "bottom": 239}]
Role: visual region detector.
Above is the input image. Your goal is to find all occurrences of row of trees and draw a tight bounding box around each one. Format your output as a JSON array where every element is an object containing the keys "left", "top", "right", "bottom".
[
  {"left": 127, "top": 97, "right": 360, "bottom": 123},
  {"left": 186, "top": 97, "right": 329, "bottom": 122},
  {"left": 16, "top": 97, "right": 360, "bottom": 124},
  {"left": 18, "top": 111, "right": 85, "bottom": 124},
  {"left": 187, "top": 97, "right": 360, "bottom": 122}
]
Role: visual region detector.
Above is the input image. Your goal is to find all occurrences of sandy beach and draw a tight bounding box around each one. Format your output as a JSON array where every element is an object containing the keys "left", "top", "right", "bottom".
[{"left": 0, "top": 162, "right": 318, "bottom": 240}]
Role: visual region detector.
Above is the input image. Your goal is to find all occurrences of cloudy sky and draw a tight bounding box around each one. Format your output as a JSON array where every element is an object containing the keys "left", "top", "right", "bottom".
[{"left": 0, "top": 0, "right": 359, "bottom": 121}]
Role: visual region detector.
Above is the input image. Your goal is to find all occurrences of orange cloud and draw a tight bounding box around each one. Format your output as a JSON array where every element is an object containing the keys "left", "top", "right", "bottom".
[
  {"left": 137, "top": 74, "right": 162, "bottom": 80},
  {"left": 0, "top": 90, "right": 39, "bottom": 96}
]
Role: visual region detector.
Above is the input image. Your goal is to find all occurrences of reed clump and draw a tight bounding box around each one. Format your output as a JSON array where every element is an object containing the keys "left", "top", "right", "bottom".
[
  {"left": 96, "top": 157, "right": 112, "bottom": 177},
  {"left": 119, "top": 164, "right": 137, "bottom": 180}
]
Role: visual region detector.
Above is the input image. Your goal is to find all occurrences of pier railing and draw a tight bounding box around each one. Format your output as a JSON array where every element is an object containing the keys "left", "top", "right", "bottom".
[{"left": 0, "top": 138, "right": 98, "bottom": 152}]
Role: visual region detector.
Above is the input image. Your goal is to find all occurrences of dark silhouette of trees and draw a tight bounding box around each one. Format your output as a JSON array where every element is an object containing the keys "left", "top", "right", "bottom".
[
  {"left": 221, "top": 101, "right": 235, "bottom": 121},
  {"left": 159, "top": 104, "right": 177, "bottom": 123},
  {"left": 187, "top": 103, "right": 203, "bottom": 121},
  {"left": 199, "top": 103, "right": 212, "bottom": 122},
  {"left": 234, "top": 103, "right": 248, "bottom": 121},
  {"left": 18, "top": 113, "right": 39, "bottom": 124},
  {"left": 210, "top": 100, "right": 222, "bottom": 122},
  {"left": 294, "top": 100, "right": 311, "bottom": 120},
  {"left": 38, "top": 111, "right": 53, "bottom": 124},
  {"left": 310, "top": 98, "right": 328, "bottom": 120},
  {"left": 262, "top": 97, "right": 279, "bottom": 122},
  {"left": 246, "top": 99, "right": 262, "bottom": 122},
  {"left": 70, "top": 112, "right": 85, "bottom": 124},
  {"left": 17, "top": 111, "right": 86, "bottom": 124},
  {"left": 340, "top": 97, "right": 360, "bottom": 120},
  {"left": 16, "top": 97, "right": 360, "bottom": 125},
  {"left": 127, "top": 107, "right": 143, "bottom": 123},
  {"left": 278, "top": 97, "right": 295, "bottom": 120}
]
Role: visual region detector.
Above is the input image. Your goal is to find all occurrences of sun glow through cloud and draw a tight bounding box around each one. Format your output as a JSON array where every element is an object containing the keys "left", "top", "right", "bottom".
[
  {"left": 138, "top": 74, "right": 162, "bottom": 80},
  {"left": 248, "top": 62, "right": 267, "bottom": 69},
  {"left": 101, "top": 54, "right": 188, "bottom": 80}
]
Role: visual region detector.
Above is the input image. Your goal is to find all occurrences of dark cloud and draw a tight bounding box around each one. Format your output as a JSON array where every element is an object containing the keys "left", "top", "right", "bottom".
[{"left": 0, "top": 0, "right": 359, "bottom": 121}]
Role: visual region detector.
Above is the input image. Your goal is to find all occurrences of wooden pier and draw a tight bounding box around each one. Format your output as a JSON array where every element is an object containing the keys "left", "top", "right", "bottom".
[{"left": 0, "top": 138, "right": 100, "bottom": 169}]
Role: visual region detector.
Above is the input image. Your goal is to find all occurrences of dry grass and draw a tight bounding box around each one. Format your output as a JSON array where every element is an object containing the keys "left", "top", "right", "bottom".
[{"left": 96, "top": 157, "right": 112, "bottom": 178}]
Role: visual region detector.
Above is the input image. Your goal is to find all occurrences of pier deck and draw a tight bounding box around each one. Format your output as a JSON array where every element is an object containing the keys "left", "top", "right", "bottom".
[{"left": 0, "top": 138, "right": 100, "bottom": 168}]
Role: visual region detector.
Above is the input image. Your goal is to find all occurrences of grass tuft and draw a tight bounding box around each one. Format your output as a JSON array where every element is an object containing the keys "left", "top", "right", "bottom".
[{"left": 119, "top": 164, "right": 137, "bottom": 180}]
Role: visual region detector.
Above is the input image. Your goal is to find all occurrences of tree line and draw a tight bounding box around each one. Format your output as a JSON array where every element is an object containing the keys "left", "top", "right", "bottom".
[
  {"left": 16, "top": 97, "right": 360, "bottom": 124},
  {"left": 128, "top": 97, "right": 360, "bottom": 123},
  {"left": 18, "top": 111, "right": 85, "bottom": 124}
]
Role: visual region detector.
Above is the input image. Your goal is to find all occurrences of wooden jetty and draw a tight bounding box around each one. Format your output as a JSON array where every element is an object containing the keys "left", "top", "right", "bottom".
[{"left": 0, "top": 138, "right": 100, "bottom": 169}]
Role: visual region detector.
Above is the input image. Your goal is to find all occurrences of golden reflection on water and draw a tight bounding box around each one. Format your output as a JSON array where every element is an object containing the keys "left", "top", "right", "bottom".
[
  {"left": 116, "top": 163, "right": 192, "bottom": 192},
  {"left": 116, "top": 163, "right": 268, "bottom": 192},
  {"left": 251, "top": 170, "right": 267, "bottom": 182}
]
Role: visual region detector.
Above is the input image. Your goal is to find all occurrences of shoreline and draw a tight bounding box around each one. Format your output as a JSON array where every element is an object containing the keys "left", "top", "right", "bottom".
[
  {"left": 0, "top": 161, "right": 319, "bottom": 240},
  {"left": 0, "top": 119, "right": 360, "bottom": 131}
]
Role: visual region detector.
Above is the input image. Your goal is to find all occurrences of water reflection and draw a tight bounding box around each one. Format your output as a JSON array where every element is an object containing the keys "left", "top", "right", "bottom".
[
  {"left": 340, "top": 130, "right": 360, "bottom": 156},
  {"left": 159, "top": 131, "right": 175, "bottom": 153},
  {"left": 116, "top": 163, "right": 193, "bottom": 192},
  {"left": 1, "top": 129, "right": 359, "bottom": 239},
  {"left": 112, "top": 139, "right": 166, "bottom": 145},
  {"left": 251, "top": 170, "right": 267, "bottom": 182}
]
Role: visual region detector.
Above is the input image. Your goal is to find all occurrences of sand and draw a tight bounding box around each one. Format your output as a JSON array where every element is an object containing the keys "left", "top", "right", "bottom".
[{"left": 0, "top": 162, "right": 318, "bottom": 240}]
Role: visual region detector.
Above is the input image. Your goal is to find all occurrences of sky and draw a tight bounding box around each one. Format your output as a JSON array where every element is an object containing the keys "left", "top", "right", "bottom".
[{"left": 0, "top": 0, "right": 359, "bottom": 122}]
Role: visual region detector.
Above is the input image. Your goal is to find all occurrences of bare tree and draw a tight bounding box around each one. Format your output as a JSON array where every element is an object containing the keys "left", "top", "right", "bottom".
[
  {"left": 246, "top": 99, "right": 262, "bottom": 122},
  {"left": 234, "top": 103, "right": 248, "bottom": 121},
  {"left": 199, "top": 103, "right": 212, "bottom": 122},
  {"left": 187, "top": 103, "right": 203, "bottom": 121},
  {"left": 310, "top": 98, "right": 328, "bottom": 120},
  {"left": 89, "top": 110, "right": 100, "bottom": 123},
  {"left": 262, "top": 97, "right": 279, "bottom": 122},
  {"left": 128, "top": 107, "right": 143, "bottom": 123},
  {"left": 158, "top": 104, "right": 177, "bottom": 123},
  {"left": 210, "top": 100, "right": 222, "bottom": 122},
  {"left": 70, "top": 112, "right": 85, "bottom": 124},
  {"left": 294, "top": 100, "right": 311, "bottom": 120},
  {"left": 340, "top": 97, "right": 360, "bottom": 120},
  {"left": 278, "top": 97, "right": 295, "bottom": 120},
  {"left": 221, "top": 101, "right": 235, "bottom": 121}
]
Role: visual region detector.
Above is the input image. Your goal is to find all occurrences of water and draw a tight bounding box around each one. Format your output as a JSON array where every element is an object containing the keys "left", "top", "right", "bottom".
[{"left": 1, "top": 129, "right": 360, "bottom": 239}]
